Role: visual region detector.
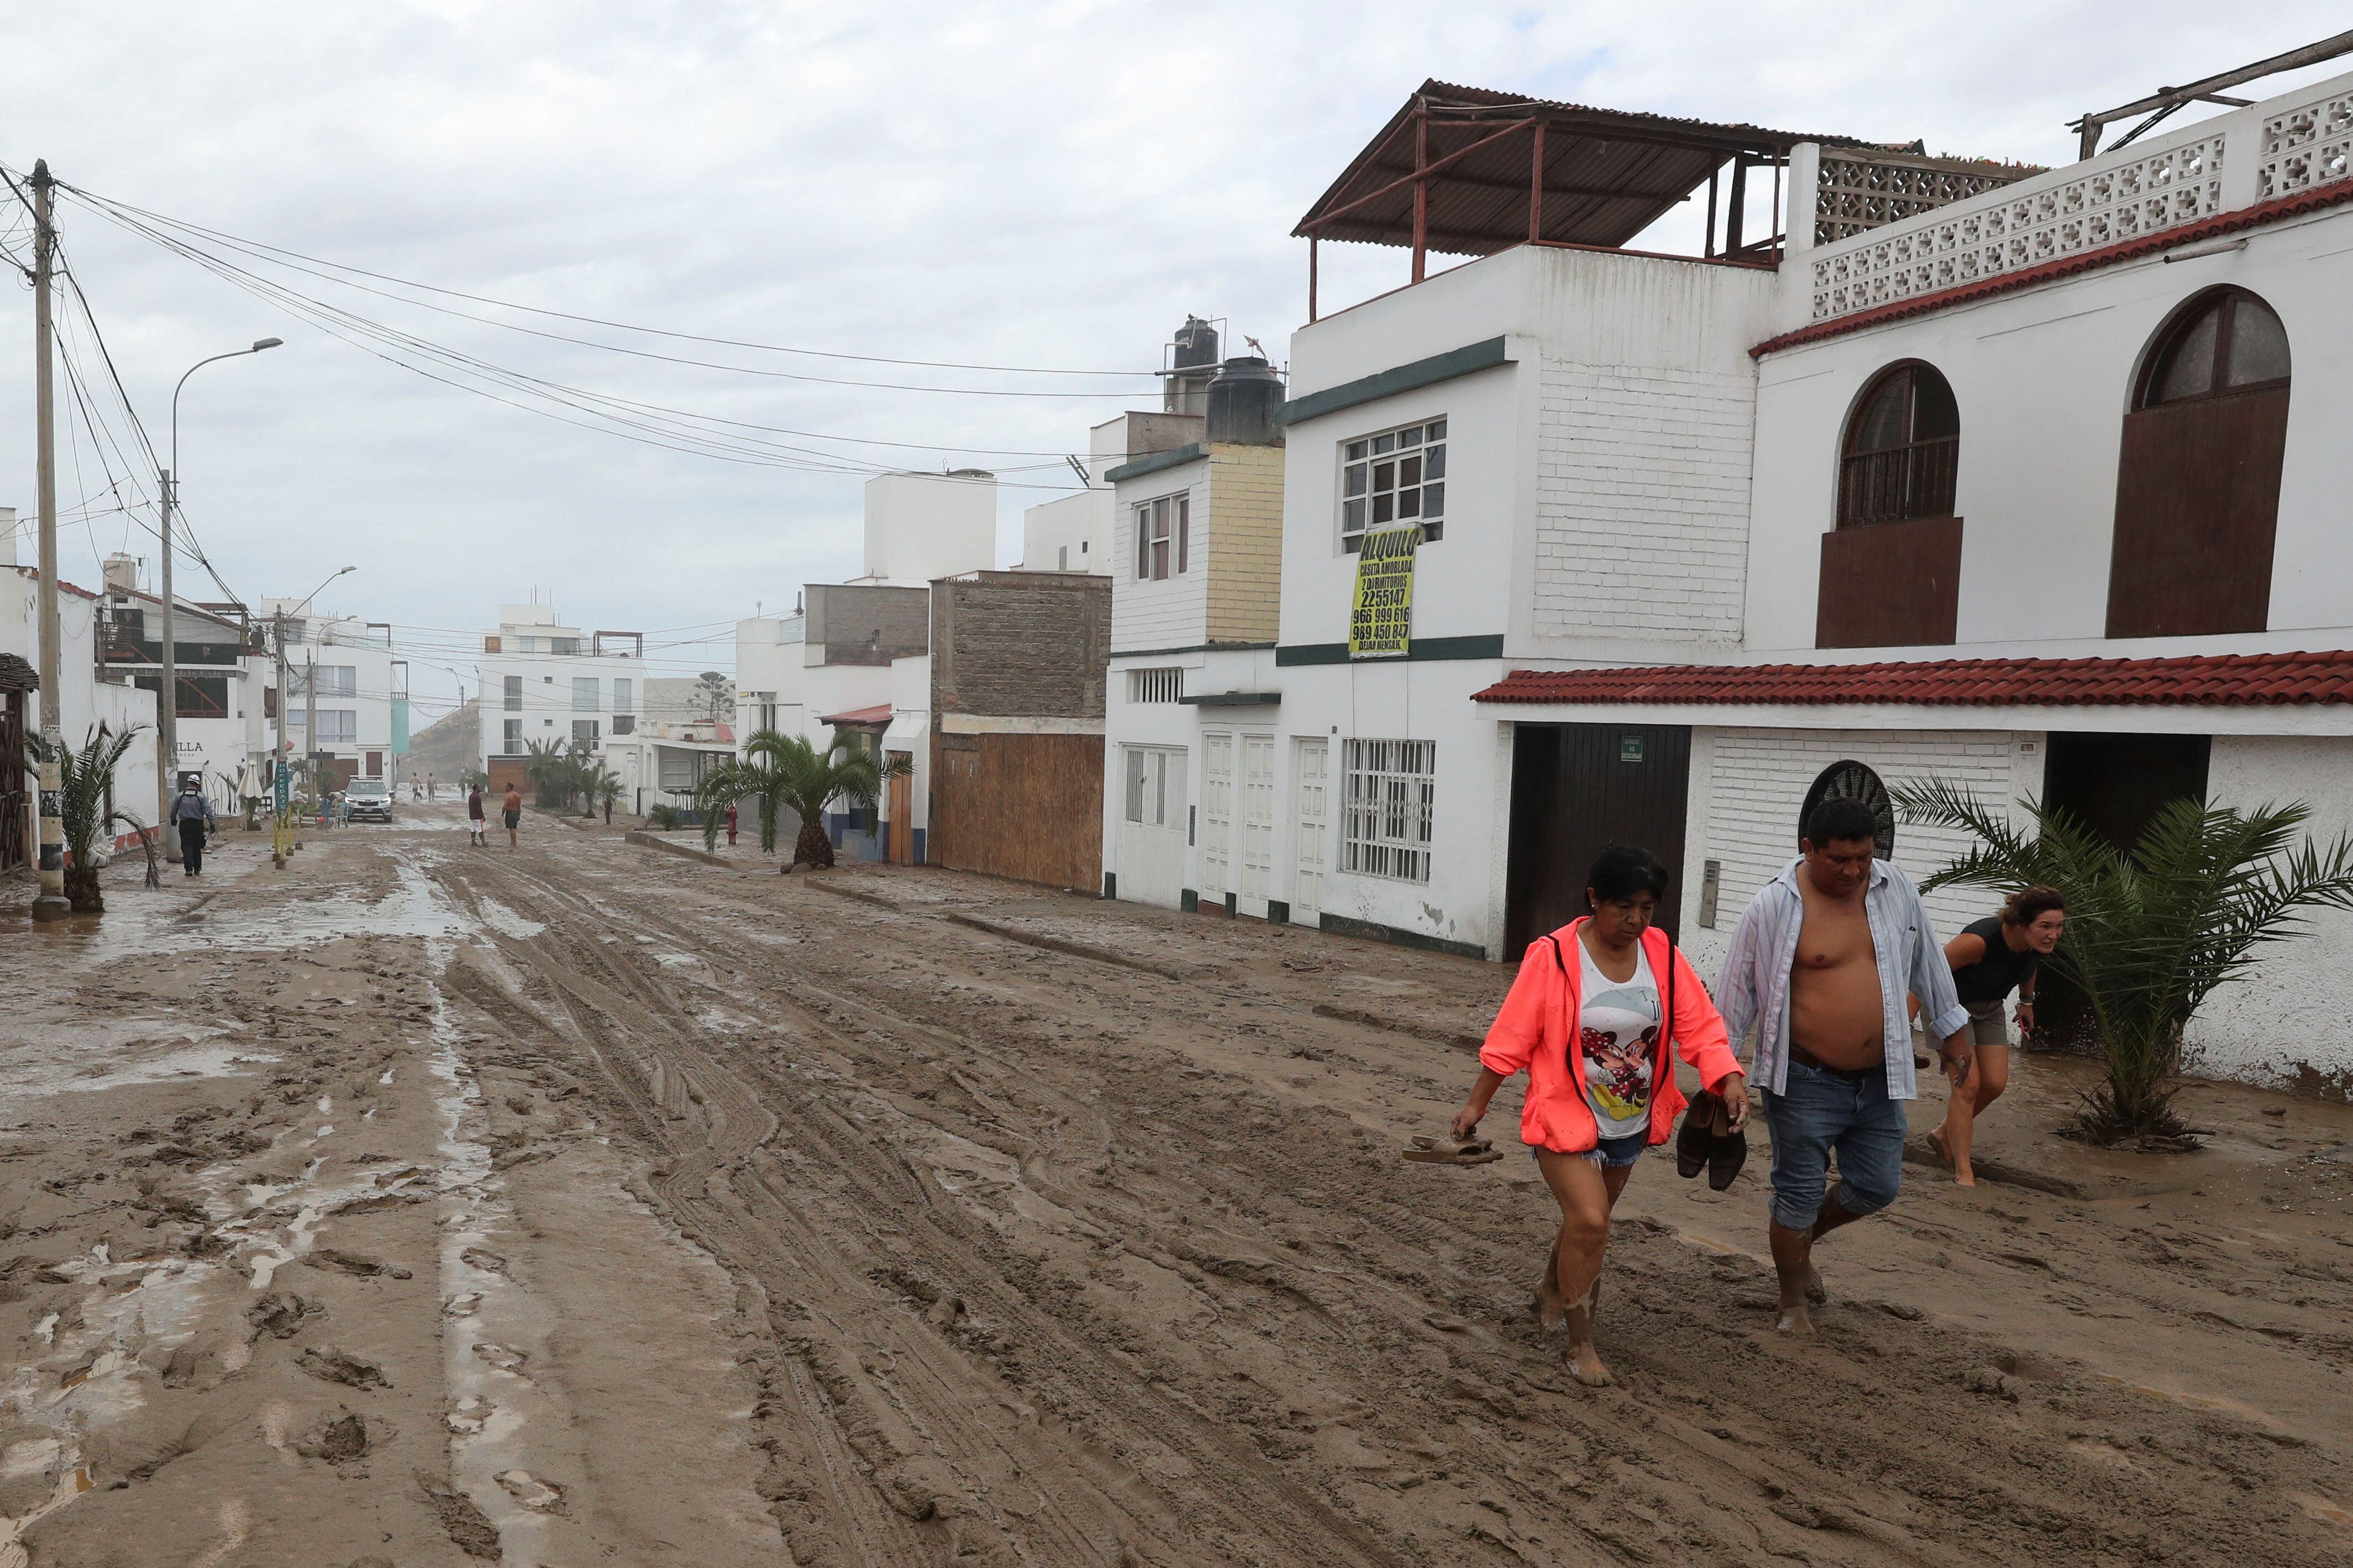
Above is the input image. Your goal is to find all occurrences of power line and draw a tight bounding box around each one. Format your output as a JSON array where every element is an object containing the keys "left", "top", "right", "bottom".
[{"left": 60, "top": 185, "right": 1165, "bottom": 378}]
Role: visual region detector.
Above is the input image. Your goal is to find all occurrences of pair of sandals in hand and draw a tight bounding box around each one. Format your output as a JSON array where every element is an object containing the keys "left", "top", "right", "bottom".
[{"left": 1406, "top": 1092, "right": 1746, "bottom": 1186}]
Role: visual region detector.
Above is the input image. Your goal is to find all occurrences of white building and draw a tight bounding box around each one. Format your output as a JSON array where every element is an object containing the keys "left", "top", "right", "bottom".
[
  {"left": 1098, "top": 71, "right": 2353, "bottom": 1090},
  {"left": 95, "top": 554, "right": 272, "bottom": 809},
  {"left": 475, "top": 603, "right": 644, "bottom": 781},
  {"left": 602, "top": 720, "right": 737, "bottom": 819},
  {"left": 732, "top": 471, "right": 994, "bottom": 860},
  {"left": 256, "top": 599, "right": 405, "bottom": 791},
  {"left": 3, "top": 532, "right": 161, "bottom": 861}
]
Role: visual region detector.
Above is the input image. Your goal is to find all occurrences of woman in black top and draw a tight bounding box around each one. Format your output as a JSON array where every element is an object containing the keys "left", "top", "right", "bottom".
[{"left": 1929, "top": 886, "right": 2065, "bottom": 1184}]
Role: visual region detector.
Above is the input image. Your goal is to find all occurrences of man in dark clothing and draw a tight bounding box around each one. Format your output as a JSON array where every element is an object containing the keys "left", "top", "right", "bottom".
[{"left": 169, "top": 782, "right": 218, "bottom": 877}]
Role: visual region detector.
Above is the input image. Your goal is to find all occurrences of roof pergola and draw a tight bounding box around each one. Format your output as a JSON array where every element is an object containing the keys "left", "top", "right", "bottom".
[{"left": 1294, "top": 81, "right": 1866, "bottom": 318}]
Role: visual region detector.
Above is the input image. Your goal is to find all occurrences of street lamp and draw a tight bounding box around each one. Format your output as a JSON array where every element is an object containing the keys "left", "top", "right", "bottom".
[{"left": 159, "top": 336, "right": 282, "bottom": 861}]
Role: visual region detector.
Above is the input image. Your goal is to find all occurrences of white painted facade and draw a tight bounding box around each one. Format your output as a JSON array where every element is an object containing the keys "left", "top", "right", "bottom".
[
  {"left": 859, "top": 471, "right": 996, "bottom": 585},
  {"left": 1095, "top": 69, "right": 2353, "bottom": 1091},
  {"left": 474, "top": 603, "right": 645, "bottom": 774},
  {"left": 3, "top": 566, "right": 162, "bottom": 851},
  {"left": 265, "top": 606, "right": 403, "bottom": 786}
]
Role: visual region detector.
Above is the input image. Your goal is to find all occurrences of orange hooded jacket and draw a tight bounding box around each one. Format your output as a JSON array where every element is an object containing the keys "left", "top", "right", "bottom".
[{"left": 1478, "top": 918, "right": 1742, "bottom": 1154}]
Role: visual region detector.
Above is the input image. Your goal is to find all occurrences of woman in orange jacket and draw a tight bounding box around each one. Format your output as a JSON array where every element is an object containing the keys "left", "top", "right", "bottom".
[{"left": 1449, "top": 845, "right": 1747, "bottom": 1386}]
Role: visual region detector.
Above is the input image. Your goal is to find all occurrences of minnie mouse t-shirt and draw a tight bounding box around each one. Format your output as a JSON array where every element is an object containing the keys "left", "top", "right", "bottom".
[{"left": 1575, "top": 938, "right": 1660, "bottom": 1140}]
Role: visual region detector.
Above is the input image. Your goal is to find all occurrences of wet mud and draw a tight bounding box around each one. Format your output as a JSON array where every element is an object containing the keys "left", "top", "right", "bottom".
[{"left": 3, "top": 809, "right": 2351, "bottom": 1565}]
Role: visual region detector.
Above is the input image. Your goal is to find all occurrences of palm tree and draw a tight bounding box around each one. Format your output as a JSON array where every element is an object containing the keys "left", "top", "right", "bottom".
[
  {"left": 522, "top": 737, "right": 600, "bottom": 813},
  {"left": 28, "top": 724, "right": 157, "bottom": 913},
  {"left": 695, "top": 728, "right": 904, "bottom": 868},
  {"left": 1892, "top": 778, "right": 2353, "bottom": 1146},
  {"left": 592, "top": 765, "right": 623, "bottom": 823}
]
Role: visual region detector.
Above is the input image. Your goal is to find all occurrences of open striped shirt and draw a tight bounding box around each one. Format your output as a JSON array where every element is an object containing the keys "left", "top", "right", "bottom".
[{"left": 1715, "top": 857, "right": 1968, "bottom": 1102}]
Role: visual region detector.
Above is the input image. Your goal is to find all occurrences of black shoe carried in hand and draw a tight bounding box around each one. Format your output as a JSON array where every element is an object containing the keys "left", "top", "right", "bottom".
[
  {"left": 1676, "top": 1091, "right": 1719, "bottom": 1180},
  {"left": 1708, "top": 1118, "right": 1748, "bottom": 1191}
]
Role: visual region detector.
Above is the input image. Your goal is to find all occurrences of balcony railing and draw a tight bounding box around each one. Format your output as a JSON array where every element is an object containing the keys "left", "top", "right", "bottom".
[{"left": 1838, "top": 437, "right": 1958, "bottom": 528}]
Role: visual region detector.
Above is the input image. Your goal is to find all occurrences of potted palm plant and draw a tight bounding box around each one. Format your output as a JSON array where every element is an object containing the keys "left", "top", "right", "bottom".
[
  {"left": 1893, "top": 778, "right": 2353, "bottom": 1148},
  {"left": 695, "top": 728, "right": 906, "bottom": 869},
  {"left": 29, "top": 725, "right": 159, "bottom": 913}
]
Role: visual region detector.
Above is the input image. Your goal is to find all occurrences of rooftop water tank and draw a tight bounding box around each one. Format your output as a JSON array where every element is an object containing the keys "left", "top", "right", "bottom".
[{"left": 1206, "top": 357, "right": 1283, "bottom": 446}]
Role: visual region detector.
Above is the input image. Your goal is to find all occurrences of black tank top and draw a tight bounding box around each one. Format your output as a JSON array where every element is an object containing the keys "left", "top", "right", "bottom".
[{"left": 1951, "top": 915, "right": 2036, "bottom": 1004}]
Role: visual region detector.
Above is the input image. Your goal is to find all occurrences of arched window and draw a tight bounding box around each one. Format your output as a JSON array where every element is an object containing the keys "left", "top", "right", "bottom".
[
  {"left": 1838, "top": 362, "right": 1959, "bottom": 527},
  {"left": 2107, "top": 288, "right": 2292, "bottom": 638}
]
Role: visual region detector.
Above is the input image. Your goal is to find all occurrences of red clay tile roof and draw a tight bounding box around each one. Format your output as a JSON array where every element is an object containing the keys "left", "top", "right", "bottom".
[
  {"left": 817, "top": 703, "right": 893, "bottom": 728},
  {"left": 1753, "top": 178, "right": 2353, "bottom": 359},
  {"left": 1472, "top": 653, "right": 2353, "bottom": 708}
]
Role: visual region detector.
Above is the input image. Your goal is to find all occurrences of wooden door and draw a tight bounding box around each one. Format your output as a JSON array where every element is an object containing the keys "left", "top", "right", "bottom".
[
  {"left": 1238, "top": 734, "right": 1275, "bottom": 905},
  {"left": 2107, "top": 387, "right": 2288, "bottom": 638},
  {"left": 1504, "top": 722, "right": 1692, "bottom": 956},
  {"left": 887, "top": 752, "right": 913, "bottom": 864},
  {"left": 1199, "top": 732, "right": 1233, "bottom": 906},
  {"left": 1291, "top": 738, "right": 1328, "bottom": 925}
]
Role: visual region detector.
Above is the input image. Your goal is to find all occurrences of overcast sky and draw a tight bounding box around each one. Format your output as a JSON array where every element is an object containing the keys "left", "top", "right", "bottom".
[{"left": 2, "top": 2, "right": 2346, "bottom": 718}]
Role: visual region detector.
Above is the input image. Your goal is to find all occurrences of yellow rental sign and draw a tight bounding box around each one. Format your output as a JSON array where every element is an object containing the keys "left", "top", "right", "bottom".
[{"left": 1348, "top": 524, "right": 1420, "bottom": 657}]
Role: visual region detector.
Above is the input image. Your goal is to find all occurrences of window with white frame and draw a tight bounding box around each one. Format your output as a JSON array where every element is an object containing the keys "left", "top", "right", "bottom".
[
  {"left": 1340, "top": 418, "right": 1446, "bottom": 551},
  {"left": 503, "top": 675, "right": 522, "bottom": 712},
  {"left": 503, "top": 718, "right": 523, "bottom": 753},
  {"left": 572, "top": 718, "right": 600, "bottom": 745},
  {"left": 612, "top": 676, "right": 634, "bottom": 714},
  {"left": 1133, "top": 492, "right": 1189, "bottom": 580},
  {"left": 313, "top": 709, "right": 359, "bottom": 746},
  {"left": 1341, "top": 738, "right": 1435, "bottom": 882},
  {"left": 573, "top": 676, "right": 600, "bottom": 712},
  {"left": 1126, "top": 667, "right": 1184, "bottom": 703},
  {"left": 1123, "top": 746, "right": 1186, "bottom": 827}
]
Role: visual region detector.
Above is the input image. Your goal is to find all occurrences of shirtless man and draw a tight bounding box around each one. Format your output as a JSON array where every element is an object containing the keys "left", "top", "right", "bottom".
[{"left": 1717, "top": 795, "right": 1969, "bottom": 1333}]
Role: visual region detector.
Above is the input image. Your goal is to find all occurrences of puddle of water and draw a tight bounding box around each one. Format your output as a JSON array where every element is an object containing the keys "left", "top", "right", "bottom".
[
  {"left": 0, "top": 1028, "right": 272, "bottom": 1098},
  {"left": 475, "top": 896, "right": 548, "bottom": 940}
]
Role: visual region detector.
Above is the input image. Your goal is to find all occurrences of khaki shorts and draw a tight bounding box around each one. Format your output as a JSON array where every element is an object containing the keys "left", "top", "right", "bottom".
[{"left": 1917, "top": 999, "right": 2010, "bottom": 1054}]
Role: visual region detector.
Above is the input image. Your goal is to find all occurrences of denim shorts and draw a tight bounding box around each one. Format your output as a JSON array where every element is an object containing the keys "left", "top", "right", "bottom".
[
  {"left": 1758, "top": 1057, "right": 1907, "bottom": 1230},
  {"left": 1536, "top": 1132, "right": 1646, "bottom": 1169}
]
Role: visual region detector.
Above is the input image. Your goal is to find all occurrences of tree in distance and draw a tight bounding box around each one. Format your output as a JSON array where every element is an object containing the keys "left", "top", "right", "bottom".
[{"left": 1894, "top": 777, "right": 2353, "bottom": 1147}]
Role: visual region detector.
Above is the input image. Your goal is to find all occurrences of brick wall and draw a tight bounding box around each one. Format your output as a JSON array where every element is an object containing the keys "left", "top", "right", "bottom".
[
  {"left": 1533, "top": 356, "right": 1754, "bottom": 644},
  {"left": 807, "top": 583, "right": 930, "bottom": 666},
  {"left": 1688, "top": 727, "right": 2019, "bottom": 970},
  {"left": 1205, "top": 443, "right": 1284, "bottom": 645},
  {"left": 932, "top": 572, "right": 1111, "bottom": 719}
]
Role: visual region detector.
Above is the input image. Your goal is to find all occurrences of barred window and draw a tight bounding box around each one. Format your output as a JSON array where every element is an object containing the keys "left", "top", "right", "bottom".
[
  {"left": 1341, "top": 418, "right": 1446, "bottom": 551},
  {"left": 1126, "top": 667, "right": 1184, "bottom": 703},
  {"left": 1341, "top": 738, "right": 1435, "bottom": 882},
  {"left": 1134, "top": 493, "right": 1189, "bottom": 580}
]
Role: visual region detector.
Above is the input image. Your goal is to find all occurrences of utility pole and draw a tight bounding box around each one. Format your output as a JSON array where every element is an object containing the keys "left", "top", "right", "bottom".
[
  {"left": 29, "top": 161, "right": 67, "bottom": 922},
  {"left": 273, "top": 608, "right": 289, "bottom": 866},
  {"left": 159, "top": 462, "right": 178, "bottom": 858},
  {"left": 304, "top": 643, "right": 317, "bottom": 819}
]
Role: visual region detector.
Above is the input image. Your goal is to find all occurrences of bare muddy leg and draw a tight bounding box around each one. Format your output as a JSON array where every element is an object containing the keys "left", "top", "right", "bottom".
[{"left": 1771, "top": 1197, "right": 1860, "bottom": 1333}]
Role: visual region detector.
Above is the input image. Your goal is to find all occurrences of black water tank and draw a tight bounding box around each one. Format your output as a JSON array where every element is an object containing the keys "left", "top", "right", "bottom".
[
  {"left": 1173, "top": 315, "right": 1220, "bottom": 371},
  {"left": 1206, "top": 356, "right": 1283, "bottom": 446}
]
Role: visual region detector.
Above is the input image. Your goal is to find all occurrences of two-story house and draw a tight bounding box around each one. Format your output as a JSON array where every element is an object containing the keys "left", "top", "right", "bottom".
[{"left": 1099, "top": 358, "right": 1286, "bottom": 910}]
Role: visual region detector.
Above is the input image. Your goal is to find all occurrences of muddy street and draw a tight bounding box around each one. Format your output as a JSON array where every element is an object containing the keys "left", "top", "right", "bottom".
[{"left": 5, "top": 809, "right": 2352, "bottom": 1566}]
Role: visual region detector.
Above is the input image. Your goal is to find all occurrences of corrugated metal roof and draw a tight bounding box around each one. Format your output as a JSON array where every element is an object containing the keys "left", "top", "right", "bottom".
[{"left": 1296, "top": 80, "right": 1868, "bottom": 255}]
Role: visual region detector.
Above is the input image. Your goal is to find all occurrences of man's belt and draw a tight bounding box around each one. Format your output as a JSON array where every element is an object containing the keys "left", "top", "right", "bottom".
[{"left": 1789, "top": 1041, "right": 1878, "bottom": 1081}]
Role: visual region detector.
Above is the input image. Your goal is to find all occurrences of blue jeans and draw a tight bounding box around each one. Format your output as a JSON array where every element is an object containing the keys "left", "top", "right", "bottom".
[
  {"left": 1531, "top": 1132, "right": 1646, "bottom": 1169},
  {"left": 1759, "top": 1057, "right": 1907, "bottom": 1231}
]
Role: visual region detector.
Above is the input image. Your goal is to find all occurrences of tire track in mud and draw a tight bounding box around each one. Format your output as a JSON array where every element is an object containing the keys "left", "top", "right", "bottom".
[
  {"left": 434, "top": 854, "right": 1406, "bottom": 1567},
  {"left": 432, "top": 845, "right": 2353, "bottom": 1567}
]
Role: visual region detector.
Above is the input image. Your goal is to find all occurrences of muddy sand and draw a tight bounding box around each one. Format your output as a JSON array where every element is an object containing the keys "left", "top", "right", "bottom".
[{"left": 3, "top": 806, "right": 2350, "bottom": 1566}]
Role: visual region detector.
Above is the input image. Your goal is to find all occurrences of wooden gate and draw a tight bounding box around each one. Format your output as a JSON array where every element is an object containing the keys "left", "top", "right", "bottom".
[
  {"left": 1504, "top": 722, "right": 1692, "bottom": 956},
  {"left": 887, "top": 751, "right": 913, "bottom": 864},
  {"left": 0, "top": 686, "right": 27, "bottom": 874}
]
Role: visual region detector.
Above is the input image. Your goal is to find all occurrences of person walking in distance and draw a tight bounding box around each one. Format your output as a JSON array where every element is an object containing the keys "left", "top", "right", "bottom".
[
  {"left": 726, "top": 803, "right": 738, "bottom": 848},
  {"left": 503, "top": 782, "right": 523, "bottom": 850},
  {"left": 1927, "top": 887, "right": 2065, "bottom": 1186},
  {"left": 1717, "top": 796, "right": 1971, "bottom": 1335},
  {"left": 1447, "top": 846, "right": 1746, "bottom": 1386},
  {"left": 427, "top": 772, "right": 437, "bottom": 802},
  {"left": 169, "top": 779, "right": 217, "bottom": 877},
  {"left": 467, "top": 784, "right": 487, "bottom": 848}
]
